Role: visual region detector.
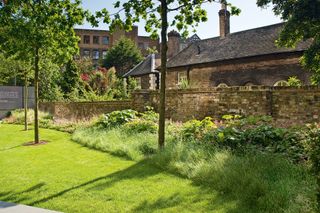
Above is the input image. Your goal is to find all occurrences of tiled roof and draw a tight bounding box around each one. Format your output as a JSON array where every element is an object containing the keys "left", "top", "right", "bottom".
[
  {"left": 167, "top": 23, "right": 311, "bottom": 68},
  {"left": 123, "top": 54, "right": 159, "bottom": 77}
]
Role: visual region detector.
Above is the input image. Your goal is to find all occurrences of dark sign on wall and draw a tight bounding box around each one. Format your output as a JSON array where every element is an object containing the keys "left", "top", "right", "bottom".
[{"left": 0, "top": 86, "right": 35, "bottom": 119}]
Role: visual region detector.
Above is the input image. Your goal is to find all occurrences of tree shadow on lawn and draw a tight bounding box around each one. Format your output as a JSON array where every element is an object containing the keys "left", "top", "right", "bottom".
[
  {"left": 0, "top": 159, "right": 249, "bottom": 212},
  {"left": 0, "top": 183, "right": 46, "bottom": 204},
  {"left": 27, "top": 159, "right": 162, "bottom": 206},
  {"left": 26, "top": 159, "right": 243, "bottom": 212},
  {"left": 0, "top": 144, "right": 23, "bottom": 152}
]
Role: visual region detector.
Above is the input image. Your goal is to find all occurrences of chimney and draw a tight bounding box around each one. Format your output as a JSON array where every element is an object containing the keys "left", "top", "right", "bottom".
[
  {"left": 219, "top": 3, "right": 230, "bottom": 38},
  {"left": 167, "top": 30, "right": 181, "bottom": 59}
]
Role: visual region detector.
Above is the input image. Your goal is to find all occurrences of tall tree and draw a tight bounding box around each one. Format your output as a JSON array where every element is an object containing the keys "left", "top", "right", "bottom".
[
  {"left": 97, "top": 0, "right": 240, "bottom": 148},
  {"left": 103, "top": 37, "right": 143, "bottom": 76},
  {"left": 257, "top": 0, "right": 320, "bottom": 84},
  {"left": 0, "top": 0, "right": 89, "bottom": 143}
]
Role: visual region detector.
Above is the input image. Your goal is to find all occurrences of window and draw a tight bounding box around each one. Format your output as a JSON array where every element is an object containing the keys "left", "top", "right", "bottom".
[
  {"left": 92, "top": 50, "right": 100, "bottom": 59},
  {"left": 102, "top": 36, "right": 110, "bottom": 45},
  {"left": 217, "top": 83, "right": 228, "bottom": 88},
  {"left": 102, "top": 50, "right": 108, "bottom": 59},
  {"left": 83, "top": 35, "right": 90, "bottom": 44},
  {"left": 178, "top": 72, "right": 188, "bottom": 85},
  {"left": 274, "top": 80, "right": 289, "bottom": 87},
  {"left": 93, "top": 36, "right": 100, "bottom": 44},
  {"left": 136, "top": 77, "right": 142, "bottom": 89},
  {"left": 83, "top": 49, "right": 90, "bottom": 58}
]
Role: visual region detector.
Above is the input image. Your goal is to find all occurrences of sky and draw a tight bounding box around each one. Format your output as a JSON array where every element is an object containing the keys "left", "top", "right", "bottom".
[{"left": 78, "top": 0, "right": 282, "bottom": 39}]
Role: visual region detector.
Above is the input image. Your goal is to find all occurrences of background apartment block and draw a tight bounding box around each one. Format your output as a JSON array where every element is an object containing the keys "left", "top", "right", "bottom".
[{"left": 75, "top": 26, "right": 160, "bottom": 65}]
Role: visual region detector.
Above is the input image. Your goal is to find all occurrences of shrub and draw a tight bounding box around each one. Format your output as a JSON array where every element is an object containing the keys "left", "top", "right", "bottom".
[
  {"left": 181, "top": 117, "right": 216, "bottom": 142},
  {"left": 96, "top": 109, "right": 138, "bottom": 129},
  {"left": 140, "top": 106, "right": 159, "bottom": 123},
  {"left": 123, "top": 119, "right": 158, "bottom": 134}
]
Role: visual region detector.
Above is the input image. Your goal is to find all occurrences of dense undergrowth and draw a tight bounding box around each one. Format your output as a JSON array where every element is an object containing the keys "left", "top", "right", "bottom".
[
  {"left": 2, "top": 109, "right": 94, "bottom": 133},
  {"left": 3, "top": 108, "right": 320, "bottom": 212}
]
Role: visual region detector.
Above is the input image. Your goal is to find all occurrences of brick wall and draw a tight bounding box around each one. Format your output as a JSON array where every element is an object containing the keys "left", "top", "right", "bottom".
[
  {"left": 40, "top": 101, "right": 132, "bottom": 121},
  {"left": 132, "top": 86, "right": 320, "bottom": 124},
  {"left": 39, "top": 87, "right": 320, "bottom": 125}
]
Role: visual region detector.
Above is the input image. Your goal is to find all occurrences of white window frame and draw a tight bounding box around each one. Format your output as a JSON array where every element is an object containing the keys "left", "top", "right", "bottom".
[
  {"left": 136, "top": 77, "right": 142, "bottom": 89},
  {"left": 274, "top": 80, "right": 289, "bottom": 87},
  {"left": 178, "top": 71, "right": 188, "bottom": 85},
  {"left": 217, "top": 83, "right": 228, "bottom": 88},
  {"left": 92, "top": 50, "right": 100, "bottom": 59}
]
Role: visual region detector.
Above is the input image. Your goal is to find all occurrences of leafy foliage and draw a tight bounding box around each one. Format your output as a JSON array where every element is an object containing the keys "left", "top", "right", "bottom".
[
  {"left": 181, "top": 117, "right": 216, "bottom": 141},
  {"left": 288, "top": 76, "right": 303, "bottom": 86},
  {"left": 96, "top": 109, "right": 138, "bottom": 129},
  {"left": 302, "top": 124, "right": 320, "bottom": 205},
  {"left": 123, "top": 119, "right": 158, "bottom": 134},
  {"left": 39, "top": 58, "right": 64, "bottom": 101},
  {"left": 0, "top": 0, "right": 92, "bottom": 143},
  {"left": 0, "top": 53, "right": 32, "bottom": 85},
  {"left": 103, "top": 38, "right": 143, "bottom": 76},
  {"left": 60, "top": 60, "right": 81, "bottom": 95},
  {"left": 256, "top": 0, "right": 320, "bottom": 84}
]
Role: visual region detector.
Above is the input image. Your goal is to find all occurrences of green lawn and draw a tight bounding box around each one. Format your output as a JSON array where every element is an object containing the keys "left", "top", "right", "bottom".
[{"left": 0, "top": 124, "right": 238, "bottom": 213}]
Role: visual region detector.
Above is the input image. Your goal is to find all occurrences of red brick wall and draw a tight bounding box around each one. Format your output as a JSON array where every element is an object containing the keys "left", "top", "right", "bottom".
[{"left": 132, "top": 86, "right": 320, "bottom": 124}]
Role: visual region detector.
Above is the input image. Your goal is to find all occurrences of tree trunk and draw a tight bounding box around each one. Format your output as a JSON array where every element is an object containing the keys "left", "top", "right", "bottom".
[
  {"left": 158, "top": 0, "right": 168, "bottom": 149},
  {"left": 24, "top": 70, "right": 28, "bottom": 131},
  {"left": 34, "top": 47, "right": 40, "bottom": 143}
]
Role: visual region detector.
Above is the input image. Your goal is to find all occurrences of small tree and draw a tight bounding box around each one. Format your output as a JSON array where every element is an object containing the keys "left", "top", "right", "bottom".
[
  {"left": 61, "top": 60, "right": 81, "bottom": 95},
  {"left": 0, "top": 0, "right": 90, "bottom": 143},
  {"left": 103, "top": 37, "right": 143, "bottom": 76},
  {"left": 257, "top": 0, "right": 320, "bottom": 84},
  {"left": 98, "top": 0, "right": 240, "bottom": 149}
]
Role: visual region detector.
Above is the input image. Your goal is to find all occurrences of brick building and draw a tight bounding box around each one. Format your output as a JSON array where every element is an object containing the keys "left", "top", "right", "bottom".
[
  {"left": 166, "top": 5, "right": 311, "bottom": 89},
  {"left": 123, "top": 31, "right": 200, "bottom": 89},
  {"left": 75, "top": 26, "right": 160, "bottom": 65}
]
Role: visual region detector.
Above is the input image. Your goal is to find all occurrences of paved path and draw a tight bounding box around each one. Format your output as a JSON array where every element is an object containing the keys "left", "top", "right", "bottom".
[{"left": 0, "top": 201, "right": 61, "bottom": 213}]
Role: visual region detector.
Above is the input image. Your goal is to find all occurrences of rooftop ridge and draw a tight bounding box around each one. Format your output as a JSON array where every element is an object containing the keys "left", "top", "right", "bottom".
[{"left": 195, "top": 22, "right": 285, "bottom": 43}]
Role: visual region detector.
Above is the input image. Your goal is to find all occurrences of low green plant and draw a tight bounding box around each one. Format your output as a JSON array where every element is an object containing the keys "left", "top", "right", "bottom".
[
  {"left": 181, "top": 117, "right": 216, "bottom": 142},
  {"left": 288, "top": 76, "right": 303, "bottom": 86},
  {"left": 178, "top": 78, "right": 190, "bottom": 89},
  {"left": 140, "top": 106, "right": 159, "bottom": 122},
  {"left": 96, "top": 109, "right": 138, "bottom": 129},
  {"left": 123, "top": 119, "right": 158, "bottom": 134}
]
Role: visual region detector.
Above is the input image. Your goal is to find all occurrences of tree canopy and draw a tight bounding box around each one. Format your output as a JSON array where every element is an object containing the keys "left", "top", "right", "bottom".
[
  {"left": 0, "top": 0, "right": 90, "bottom": 143},
  {"left": 103, "top": 37, "right": 143, "bottom": 76},
  {"left": 257, "top": 0, "right": 320, "bottom": 84}
]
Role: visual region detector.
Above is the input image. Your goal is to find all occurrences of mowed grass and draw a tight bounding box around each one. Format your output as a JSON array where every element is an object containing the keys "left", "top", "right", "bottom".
[{"left": 0, "top": 124, "right": 240, "bottom": 213}]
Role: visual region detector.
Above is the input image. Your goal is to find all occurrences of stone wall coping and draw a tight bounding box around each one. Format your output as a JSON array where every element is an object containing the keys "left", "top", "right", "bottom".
[{"left": 133, "top": 86, "right": 320, "bottom": 94}]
